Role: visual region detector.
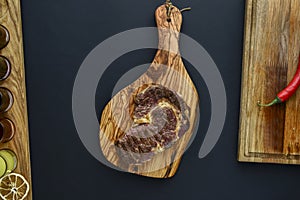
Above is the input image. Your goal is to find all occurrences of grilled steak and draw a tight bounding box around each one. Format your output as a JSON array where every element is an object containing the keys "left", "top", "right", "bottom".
[{"left": 115, "top": 84, "right": 190, "bottom": 165}]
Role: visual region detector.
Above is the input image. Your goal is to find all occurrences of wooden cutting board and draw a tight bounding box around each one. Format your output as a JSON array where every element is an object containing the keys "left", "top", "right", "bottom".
[
  {"left": 0, "top": 0, "right": 32, "bottom": 198},
  {"left": 100, "top": 3, "right": 199, "bottom": 178},
  {"left": 238, "top": 0, "right": 300, "bottom": 164}
]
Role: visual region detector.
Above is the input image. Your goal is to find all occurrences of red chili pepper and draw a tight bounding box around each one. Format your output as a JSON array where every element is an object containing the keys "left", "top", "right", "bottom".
[{"left": 258, "top": 54, "right": 300, "bottom": 107}]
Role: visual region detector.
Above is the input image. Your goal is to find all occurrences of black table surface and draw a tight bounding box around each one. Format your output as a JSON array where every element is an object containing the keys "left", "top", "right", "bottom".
[{"left": 21, "top": 0, "right": 300, "bottom": 199}]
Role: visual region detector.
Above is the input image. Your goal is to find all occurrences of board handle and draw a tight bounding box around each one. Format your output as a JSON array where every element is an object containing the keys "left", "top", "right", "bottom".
[
  {"left": 155, "top": 3, "right": 181, "bottom": 54},
  {"left": 155, "top": 3, "right": 182, "bottom": 31},
  {"left": 155, "top": 1, "right": 190, "bottom": 57}
]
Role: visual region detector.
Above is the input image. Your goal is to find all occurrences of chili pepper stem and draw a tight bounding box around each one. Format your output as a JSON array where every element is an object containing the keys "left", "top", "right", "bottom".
[{"left": 257, "top": 96, "right": 282, "bottom": 107}]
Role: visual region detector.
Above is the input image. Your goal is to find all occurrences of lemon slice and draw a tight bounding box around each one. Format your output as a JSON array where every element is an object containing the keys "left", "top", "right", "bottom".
[
  {"left": 0, "top": 156, "right": 6, "bottom": 178},
  {"left": 0, "top": 173, "right": 29, "bottom": 200},
  {"left": 0, "top": 150, "right": 17, "bottom": 174}
]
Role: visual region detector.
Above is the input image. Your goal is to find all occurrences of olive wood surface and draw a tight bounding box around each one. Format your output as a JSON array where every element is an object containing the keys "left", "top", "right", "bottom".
[
  {"left": 238, "top": 0, "right": 300, "bottom": 164},
  {"left": 0, "top": 0, "right": 32, "bottom": 199},
  {"left": 100, "top": 4, "right": 199, "bottom": 178}
]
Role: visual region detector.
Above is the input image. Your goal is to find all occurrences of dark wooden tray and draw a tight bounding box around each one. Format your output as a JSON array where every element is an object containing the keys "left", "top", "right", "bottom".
[
  {"left": 0, "top": 0, "right": 32, "bottom": 199},
  {"left": 238, "top": 0, "right": 300, "bottom": 164}
]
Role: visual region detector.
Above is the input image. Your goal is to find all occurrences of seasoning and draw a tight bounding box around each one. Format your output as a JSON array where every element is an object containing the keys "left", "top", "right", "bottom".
[
  {"left": 0, "top": 25, "right": 9, "bottom": 50},
  {"left": 0, "top": 119, "right": 15, "bottom": 143},
  {"left": 0, "top": 88, "right": 13, "bottom": 113},
  {"left": 0, "top": 56, "right": 11, "bottom": 81},
  {"left": 259, "top": 54, "right": 300, "bottom": 107}
]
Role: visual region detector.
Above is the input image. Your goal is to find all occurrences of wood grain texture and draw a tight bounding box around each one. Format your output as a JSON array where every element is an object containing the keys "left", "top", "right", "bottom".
[
  {"left": 99, "top": 4, "right": 199, "bottom": 178},
  {"left": 0, "top": 0, "right": 32, "bottom": 199},
  {"left": 238, "top": 0, "right": 300, "bottom": 164}
]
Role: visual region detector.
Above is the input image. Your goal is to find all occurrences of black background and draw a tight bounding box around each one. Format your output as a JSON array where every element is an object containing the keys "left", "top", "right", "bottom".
[{"left": 20, "top": 0, "right": 300, "bottom": 199}]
